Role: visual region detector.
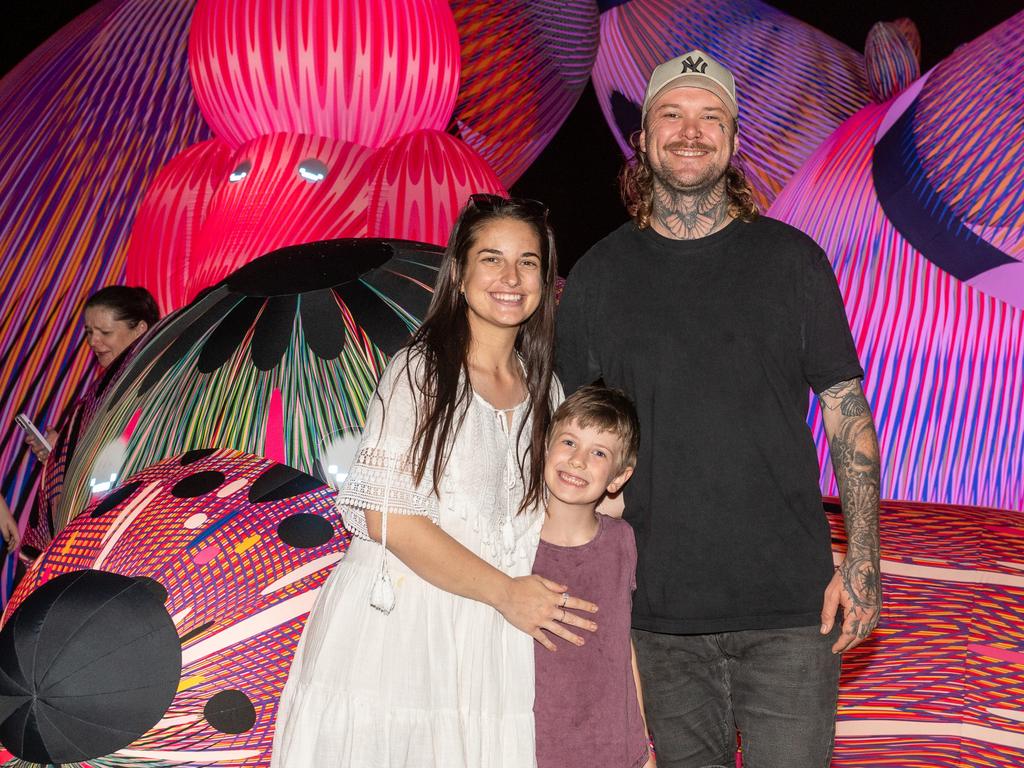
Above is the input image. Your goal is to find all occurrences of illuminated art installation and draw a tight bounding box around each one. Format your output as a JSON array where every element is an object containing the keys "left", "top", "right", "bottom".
[
  {"left": 0, "top": 0, "right": 595, "bottom": 591},
  {"left": 591, "top": 0, "right": 869, "bottom": 208},
  {"left": 1, "top": 449, "right": 349, "bottom": 767},
  {"left": 0, "top": 0, "right": 211, "bottom": 594},
  {"left": 125, "top": 0, "right": 600, "bottom": 313},
  {"left": 0, "top": 0, "right": 1022, "bottom": 764},
  {"left": 58, "top": 238, "right": 442, "bottom": 532},
  {"left": 448, "top": 0, "right": 600, "bottom": 187},
  {"left": 829, "top": 499, "right": 1024, "bottom": 766},
  {"left": 769, "top": 11, "right": 1024, "bottom": 509}
]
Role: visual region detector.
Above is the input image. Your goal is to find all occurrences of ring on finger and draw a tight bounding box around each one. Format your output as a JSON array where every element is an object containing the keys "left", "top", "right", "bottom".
[
  {"left": 560, "top": 591, "right": 569, "bottom": 608},
  {"left": 560, "top": 607, "right": 566, "bottom": 622}
]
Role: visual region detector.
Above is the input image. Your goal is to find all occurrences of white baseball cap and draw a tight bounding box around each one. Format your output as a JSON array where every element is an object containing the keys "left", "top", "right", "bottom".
[{"left": 641, "top": 49, "right": 738, "bottom": 122}]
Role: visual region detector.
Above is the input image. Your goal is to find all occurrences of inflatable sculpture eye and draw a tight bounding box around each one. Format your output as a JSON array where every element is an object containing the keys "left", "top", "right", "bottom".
[
  {"left": 228, "top": 159, "right": 252, "bottom": 182},
  {"left": 320, "top": 427, "right": 362, "bottom": 488},
  {"left": 297, "top": 158, "right": 328, "bottom": 183}
]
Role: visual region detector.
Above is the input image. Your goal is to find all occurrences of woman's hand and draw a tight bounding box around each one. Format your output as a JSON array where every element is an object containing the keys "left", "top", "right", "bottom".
[
  {"left": 496, "top": 574, "right": 598, "bottom": 651},
  {"left": 0, "top": 499, "right": 20, "bottom": 552},
  {"left": 25, "top": 428, "right": 57, "bottom": 463}
]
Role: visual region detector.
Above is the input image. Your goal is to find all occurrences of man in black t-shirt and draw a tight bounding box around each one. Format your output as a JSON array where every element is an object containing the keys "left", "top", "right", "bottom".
[{"left": 556, "top": 50, "right": 882, "bottom": 768}]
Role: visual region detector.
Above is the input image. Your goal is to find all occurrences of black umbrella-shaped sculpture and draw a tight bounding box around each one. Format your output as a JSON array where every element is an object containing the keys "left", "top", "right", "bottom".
[{"left": 0, "top": 570, "right": 181, "bottom": 763}]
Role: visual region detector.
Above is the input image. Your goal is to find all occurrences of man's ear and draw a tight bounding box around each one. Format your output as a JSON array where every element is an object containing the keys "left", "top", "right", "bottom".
[
  {"left": 607, "top": 465, "right": 634, "bottom": 495},
  {"left": 638, "top": 131, "right": 647, "bottom": 154}
]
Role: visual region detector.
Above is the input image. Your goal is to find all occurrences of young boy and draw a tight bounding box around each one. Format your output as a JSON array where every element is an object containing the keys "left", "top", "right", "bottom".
[{"left": 533, "top": 385, "right": 654, "bottom": 768}]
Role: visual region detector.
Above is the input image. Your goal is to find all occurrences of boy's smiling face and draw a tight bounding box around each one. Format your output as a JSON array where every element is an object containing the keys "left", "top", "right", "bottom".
[{"left": 544, "top": 418, "right": 634, "bottom": 507}]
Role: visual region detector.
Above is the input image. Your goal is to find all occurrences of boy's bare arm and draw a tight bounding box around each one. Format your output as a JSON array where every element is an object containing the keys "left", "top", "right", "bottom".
[{"left": 631, "top": 640, "right": 656, "bottom": 766}]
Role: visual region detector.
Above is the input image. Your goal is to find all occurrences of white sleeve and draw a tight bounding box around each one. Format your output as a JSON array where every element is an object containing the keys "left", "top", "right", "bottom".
[{"left": 336, "top": 349, "right": 440, "bottom": 541}]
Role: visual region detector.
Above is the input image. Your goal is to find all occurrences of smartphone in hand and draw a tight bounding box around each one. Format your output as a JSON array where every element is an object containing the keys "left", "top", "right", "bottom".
[{"left": 15, "top": 413, "right": 52, "bottom": 453}]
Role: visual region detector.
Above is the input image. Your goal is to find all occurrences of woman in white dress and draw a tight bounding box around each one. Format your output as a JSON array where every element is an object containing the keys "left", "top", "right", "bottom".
[{"left": 272, "top": 195, "right": 599, "bottom": 767}]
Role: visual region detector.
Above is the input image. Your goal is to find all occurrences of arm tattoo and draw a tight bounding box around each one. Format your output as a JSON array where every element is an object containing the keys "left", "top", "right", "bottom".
[
  {"left": 652, "top": 177, "right": 731, "bottom": 240},
  {"left": 819, "top": 378, "right": 882, "bottom": 640}
]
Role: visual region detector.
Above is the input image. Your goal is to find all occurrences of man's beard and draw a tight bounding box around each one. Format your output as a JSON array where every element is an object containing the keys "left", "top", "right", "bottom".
[{"left": 649, "top": 141, "right": 729, "bottom": 196}]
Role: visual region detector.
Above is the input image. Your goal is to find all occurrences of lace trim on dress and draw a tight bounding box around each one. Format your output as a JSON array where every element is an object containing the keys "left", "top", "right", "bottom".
[{"left": 336, "top": 447, "right": 440, "bottom": 541}]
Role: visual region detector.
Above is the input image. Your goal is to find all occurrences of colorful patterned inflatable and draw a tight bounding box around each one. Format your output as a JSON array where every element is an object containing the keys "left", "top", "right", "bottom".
[
  {"left": 1, "top": 448, "right": 349, "bottom": 767},
  {"left": 829, "top": 498, "right": 1024, "bottom": 766},
  {"left": 769, "top": 11, "right": 1024, "bottom": 509},
  {"left": 59, "top": 238, "right": 441, "bottom": 532},
  {"left": 0, "top": 1, "right": 211, "bottom": 597}
]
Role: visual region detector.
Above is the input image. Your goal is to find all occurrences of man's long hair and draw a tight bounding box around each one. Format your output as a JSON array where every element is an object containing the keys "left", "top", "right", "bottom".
[{"left": 618, "top": 129, "right": 759, "bottom": 229}]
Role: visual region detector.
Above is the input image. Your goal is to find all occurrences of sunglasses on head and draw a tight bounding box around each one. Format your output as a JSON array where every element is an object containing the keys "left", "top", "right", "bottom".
[{"left": 467, "top": 193, "right": 548, "bottom": 219}]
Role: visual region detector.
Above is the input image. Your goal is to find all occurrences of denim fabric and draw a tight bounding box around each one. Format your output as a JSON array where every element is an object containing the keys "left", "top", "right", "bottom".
[{"left": 632, "top": 624, "right": 841, "bottom": 768}]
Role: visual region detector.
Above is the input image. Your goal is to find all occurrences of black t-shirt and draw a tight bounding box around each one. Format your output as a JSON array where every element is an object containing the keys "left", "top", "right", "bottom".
[{"left": 556, "top": 217, "right": 864, "bottom": 634}]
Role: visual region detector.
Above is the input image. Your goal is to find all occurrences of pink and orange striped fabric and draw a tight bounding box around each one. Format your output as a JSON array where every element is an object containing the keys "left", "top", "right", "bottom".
[
  {"left": 828, "top": 497, "right": 1024, "bottom": 766},
  {"left": 449, "top": 0, "right": 599, "bottom": 187},
  {"left": 0, "top": 0, "right": 211, "bottom": 595},
  {"left": 188, "top": 0, "right": 461, "bottom": 149}
]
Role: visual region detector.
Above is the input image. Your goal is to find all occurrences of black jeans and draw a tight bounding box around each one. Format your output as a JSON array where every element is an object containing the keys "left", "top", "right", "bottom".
[{"left": 632, "top": 625, "right": 841, "bottom": 768}]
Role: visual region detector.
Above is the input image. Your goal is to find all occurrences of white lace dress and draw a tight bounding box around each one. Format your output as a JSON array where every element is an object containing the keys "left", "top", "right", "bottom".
[{"left": 272, "top": 349, "right": 560, "bottom": 767}]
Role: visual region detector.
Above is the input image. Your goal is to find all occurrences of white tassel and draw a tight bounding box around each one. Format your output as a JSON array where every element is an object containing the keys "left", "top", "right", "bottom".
[
  {"left": 370, "top": 464, "right": 397, "bottom": 614},
  {"left": 501, "top": 516, "right": 515, "bottom": 554},
  {"left": 370, "top": 565, "right": 396, "bottom": 614}
]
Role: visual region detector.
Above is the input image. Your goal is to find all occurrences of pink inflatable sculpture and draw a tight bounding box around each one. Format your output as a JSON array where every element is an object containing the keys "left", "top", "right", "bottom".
[{"left": 125, "top": 0, "right": 505, "bottom": 313}]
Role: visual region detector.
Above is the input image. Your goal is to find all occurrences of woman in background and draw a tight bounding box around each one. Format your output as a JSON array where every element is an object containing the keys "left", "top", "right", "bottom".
[{"left": 19, "top": 285, "right": 159, "bottom": 556}]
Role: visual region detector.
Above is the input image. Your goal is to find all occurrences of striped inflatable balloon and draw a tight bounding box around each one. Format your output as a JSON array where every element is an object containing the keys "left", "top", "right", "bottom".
[
  {"left": 188, "top": 0, "right": 461, "bottom": 149},
  {"left": 911, "top": 11, "right": 1024, "bottom": 291},
  {"left": 592, "top": 0, "right": 869, "bottom": 208},
  {"left": 125, "top": 138, "right": 234, "bottom": 314},
  {"left": 864, "top": 21, "right": 920, "bottom": 103},
  {"left": 186, "top": 133, "right": 377, "bottom": 301},
  {"left": 769, "top": 98, "right": 1024, "bottom": 510},
  {"left": 0, "top": 0, "right": 209, "bottom": 598},
  {"left": 449, "top": 0, "right": 599, "bottom": 187},
  {"left": 368, "top": 129, "right": 506, "bottom": 246}
]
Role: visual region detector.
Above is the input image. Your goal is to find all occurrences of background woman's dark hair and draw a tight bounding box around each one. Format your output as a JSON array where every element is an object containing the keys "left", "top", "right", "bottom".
[
  {"left": 402, "top": 195, "right": 558, "bottom": 514},
  {"left": 619, "top": 124, "right": 759, "bottom": 229},
  {"left": 85, "top": 285, "right": 160, "bottom": 328}
]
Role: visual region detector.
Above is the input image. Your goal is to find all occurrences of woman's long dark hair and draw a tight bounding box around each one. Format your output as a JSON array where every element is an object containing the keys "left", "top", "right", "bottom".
[{"left": 401, "top": 195, "right": 558, "bottom": 514}]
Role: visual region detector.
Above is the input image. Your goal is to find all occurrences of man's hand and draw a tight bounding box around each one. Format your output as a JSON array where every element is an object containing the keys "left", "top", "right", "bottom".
[
  {"left": 818, "top": 378, "right": 882, "bottom": 653},
  {"left": 821, "top": 558, "right": 881, "bottom": 653}
]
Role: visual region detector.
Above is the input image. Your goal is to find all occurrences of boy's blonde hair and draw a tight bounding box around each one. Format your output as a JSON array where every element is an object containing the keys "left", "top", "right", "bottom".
[{"left": 549, "top": 385, "right": 640, "bottom": 473}]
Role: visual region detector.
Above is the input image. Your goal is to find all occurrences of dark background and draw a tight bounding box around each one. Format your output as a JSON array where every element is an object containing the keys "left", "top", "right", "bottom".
[{"left": 2, "top": 1, "right": 1020, "bottom": 271}]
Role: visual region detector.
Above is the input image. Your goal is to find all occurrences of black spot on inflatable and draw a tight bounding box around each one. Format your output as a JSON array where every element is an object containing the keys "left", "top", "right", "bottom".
[
  {"left": 180, "top": 447, "right": 217, "bottom": 465},
  {"left": 171, "top": 471, "right": 226, "bottom": 498},
  {"left": 204, "top": 689, "right": 256, "bottom": 734},
  {"left": 90, "top": 481, "right": 143, "bottom": 518},
  {"left": 249, "top": 464, "right": 324, "bottom": 503},
  {"left": 277, "top": 513, "right": 334, "bottom": 549},
  {"left": 0, "top": 570, "right": 181, "bottom": 763}
]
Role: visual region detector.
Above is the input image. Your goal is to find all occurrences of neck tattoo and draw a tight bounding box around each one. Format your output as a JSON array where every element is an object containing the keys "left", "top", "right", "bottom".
[{"left": 652, "top": 178, "right": 731, "bottom": 240}]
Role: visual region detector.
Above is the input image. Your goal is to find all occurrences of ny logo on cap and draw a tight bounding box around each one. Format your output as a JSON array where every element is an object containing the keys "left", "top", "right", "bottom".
[{"left": 679, "top": 55, "right": 708, "bottom": 74}]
